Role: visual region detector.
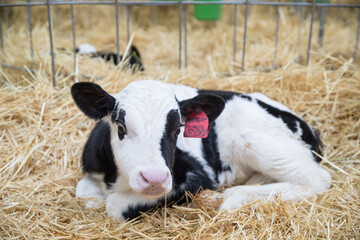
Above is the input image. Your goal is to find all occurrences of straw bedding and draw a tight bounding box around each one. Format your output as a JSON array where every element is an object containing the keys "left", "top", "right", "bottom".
[{"left": 1, "top": 5, "right": 359, "bottom": 239}]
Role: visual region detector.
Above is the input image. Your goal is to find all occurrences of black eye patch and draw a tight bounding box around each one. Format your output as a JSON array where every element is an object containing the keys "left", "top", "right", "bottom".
[
  {"left": 112, "top": 108, "right": 127, "bottom": 141},
  {"left": 165, "top": 110, "right": 181, "bottom": 140},
  {"left": 117, "top": 121, "right": 127, "bottom": 140},
  {"left": 161, "top": 109, "right": 181, "bottom": 169}
]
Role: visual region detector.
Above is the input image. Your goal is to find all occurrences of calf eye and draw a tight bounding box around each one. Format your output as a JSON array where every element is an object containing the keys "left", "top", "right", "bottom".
[
  {"left": 172, "top": 124, "right": 183, "bottom": 139},
  {"left": 117, "top": 122, "right": 127, "bottom": 140}
]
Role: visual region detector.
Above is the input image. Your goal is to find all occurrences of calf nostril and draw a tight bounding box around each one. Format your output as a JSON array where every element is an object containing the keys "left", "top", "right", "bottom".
[{"left": 140, "top": 171, "right": 150, "bottom": 183}]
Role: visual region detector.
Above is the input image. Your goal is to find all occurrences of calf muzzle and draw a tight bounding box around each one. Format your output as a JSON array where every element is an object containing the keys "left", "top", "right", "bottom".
[{"left": 134, "top": 169, "right": 172, "bottom": 198}]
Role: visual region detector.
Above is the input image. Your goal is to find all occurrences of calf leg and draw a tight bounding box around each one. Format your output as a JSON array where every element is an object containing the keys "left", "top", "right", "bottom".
[
  {"left": 220, "top": 133, "right": 331, "bottom": 210},
  {"left": 244, "top": 173, "right": 275, "bottom": 185},
  {"left": 220, "top": 182, "right": 311, "bottom": 210},
  {"left": 106, "top": 191, "right": 159, "bottom": 221},
  {"left": 220, "top": 167, "right": 331, "bottom": 210},
  {"left": 76, "top": 174, "right": 108, "bottom": 208}
]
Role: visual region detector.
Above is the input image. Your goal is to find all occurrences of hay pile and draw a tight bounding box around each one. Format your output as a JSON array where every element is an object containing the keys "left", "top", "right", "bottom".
[{"left": 1, "top": 5, "right": 359, "bottom": 239}]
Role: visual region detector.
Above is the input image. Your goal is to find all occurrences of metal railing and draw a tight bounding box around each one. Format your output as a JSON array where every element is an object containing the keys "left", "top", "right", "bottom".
[{"left": 0, "top": 0, "right": 360, "bottom": 86}]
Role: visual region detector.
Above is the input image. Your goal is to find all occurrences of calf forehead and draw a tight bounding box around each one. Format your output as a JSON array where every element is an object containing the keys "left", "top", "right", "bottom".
[
  {"left": 114, "top": 81, "right": 179, "bottom": 133},
  {"left": 116, "top": 81, "right": 177, "bottom": 107}
]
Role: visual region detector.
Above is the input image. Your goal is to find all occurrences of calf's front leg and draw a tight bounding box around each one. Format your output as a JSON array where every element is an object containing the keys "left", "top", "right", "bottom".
[{"left": 106, "top": 191, "right": 160, "bottom": 221}]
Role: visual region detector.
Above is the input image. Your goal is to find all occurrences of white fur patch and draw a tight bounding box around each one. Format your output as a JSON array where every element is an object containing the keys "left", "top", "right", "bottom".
[
  {"left": 106, "top": 191, "right": 159, "bottom": 221},
  {"left": 76, "top": 174, "right": 108, "bottom": 208},
  {"left": 77, "top": 43, "right": 97, "bottom": 55}
]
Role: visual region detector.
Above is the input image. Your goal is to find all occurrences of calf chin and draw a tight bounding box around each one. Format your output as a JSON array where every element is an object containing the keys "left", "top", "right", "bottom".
[
  {"left": 140, "top": 187, "right": 171, "bottom": 199},
  {"left": 136, "top": 185, "right": 172, "bottom": 199}
]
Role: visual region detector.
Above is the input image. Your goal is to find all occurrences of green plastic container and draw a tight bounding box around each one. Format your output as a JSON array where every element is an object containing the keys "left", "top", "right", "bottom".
[{"left": 194, "top": 0, "right": 223, "bottom": 21}]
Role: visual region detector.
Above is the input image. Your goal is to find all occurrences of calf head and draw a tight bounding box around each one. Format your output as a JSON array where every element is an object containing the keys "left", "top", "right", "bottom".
[{"left": 71, "top": 81, "right": 224, "bottom": 199}]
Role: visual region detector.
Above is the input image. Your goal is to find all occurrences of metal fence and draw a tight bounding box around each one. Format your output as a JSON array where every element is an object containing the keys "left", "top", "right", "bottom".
[{"left": 0, "top": 0, "right": 360, "bottom": 86}]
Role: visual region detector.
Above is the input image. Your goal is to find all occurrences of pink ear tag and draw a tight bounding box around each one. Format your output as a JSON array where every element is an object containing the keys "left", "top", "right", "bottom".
[{"left": 184, "top": 106, "right": 209, "bottom": 138}]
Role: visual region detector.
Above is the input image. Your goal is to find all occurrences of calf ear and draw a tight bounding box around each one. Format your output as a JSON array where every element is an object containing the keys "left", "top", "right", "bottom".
[
  {"left": 130, "top": 46, "right": 142, "bottom": 59},
  {"left": 179, "top": 94, "right": 225, "bottom": 123},
  {"left": 71, "top": 82, "right": 116, "bottom": 120}
]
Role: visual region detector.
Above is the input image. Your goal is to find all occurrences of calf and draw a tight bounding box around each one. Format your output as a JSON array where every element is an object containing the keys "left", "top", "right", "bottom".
[
  {"left": 76, "top": 43, "right": 145, "bottom": 72},
  {"left": 71, "top": 80, "right": 331, "bottom": 221}
]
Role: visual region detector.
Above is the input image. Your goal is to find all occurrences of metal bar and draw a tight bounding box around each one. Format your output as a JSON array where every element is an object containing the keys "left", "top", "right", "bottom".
[
  {"left": 241, "top": 0, "right": 249, "bottom": 71},
  {"left": 354, "top": 8, "right": 360, "bottom": 59},
  {"left": 27, "top": 0, "right": 35, "bottom": 70},
  {"left": 296, "top": 0, "right": 305, "bottom": 59},
  {"left": 152, "top": 6, "right": 157, "bottom": 25},
  {"left": 274, "top": 5, "right": 280, "bottom": 66},
  {"left": 126, "top": 0, "right": 130, "bottom": 43},
  {"left": 179, "top": 0, "right": 183, "bottom": 70},
  {"left": 184, "top": 2, "right": 359, "bottom": 7},
  {"left": 335, "top": 0, "right": 339, "bottom": 21},
  {"left": 300, "top": 0, "right": 306, "bottom": 24},
  {"left": 71, "top": 0, "right": 77, "bottom": 77},
  {"left": 88, "top": 5, "right": 92, "bottom": 30},
  {"left": 0, "top": 7, "right": 3, "bottom": 50},
  {"left": 5, "top": 0, "right": 10, "bottom": 28},
  {"left": 1, "top": 2, "right": 360, "bottom": 8},
  {"left": 47, "top": 0, "right": 57, "bottom": 87},
  {"left": 0, "top": 1, "right": 176, "bottom": 7},
  {"left": 184, "top": 5, "right": 188, "bottom": 68},
  {"left": 233, "top": 4, "right": 238, "bottom": 63},
  {"left": 115, "top": 0, "right": 120, "bottom": 64},
  {"left": 306, "top": 0, "right": 316, "bottom": 66},
  {"left": 55, "top": 5, "right": 60, "bottom": 29},
  {"left": 318, "top": 0, "right": 327, "bottom": 47},
  {"left": 53, "top": 6, "right": 61, "bottom": 29}
]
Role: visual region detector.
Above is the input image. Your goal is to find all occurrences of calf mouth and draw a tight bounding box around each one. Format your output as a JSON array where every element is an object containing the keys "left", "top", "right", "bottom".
[{"left": 139, "top": 184, "right": 171, "bottom": 199}]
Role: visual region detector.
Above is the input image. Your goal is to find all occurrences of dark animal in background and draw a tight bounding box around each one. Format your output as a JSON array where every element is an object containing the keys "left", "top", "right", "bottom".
[{"left": 76, "top": 43, "right": 145, "bottom": 72}]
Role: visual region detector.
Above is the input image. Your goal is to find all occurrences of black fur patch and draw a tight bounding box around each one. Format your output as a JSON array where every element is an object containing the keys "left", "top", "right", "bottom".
[
  {"left": 110, "top": 103, "right": 119, "bottom": 123},
  {"left": 111, "top": 108, "right": 127, "bottom": 140},
  {"left": 172, "top": 148, "right": 216, "bottom": 190},
  {"left": 93, "top": 46, "right": 145, "bottom": 72},
  {"left": 82, "top": 121, "right": 118, "bottom": 186},
  {"left": 160, "top": 110, "right": 180, "bottom": 169},
  {"left": 202, "top": 122, "right": 231, "bottom": 184},
  {"left": 71, "top": 82, "right": 116, "bottom": 120},
  {"left": 179, "top": 94, "right": 225, "bottom": 123},
  {"left": 198, "top": 89, "right": 252, "bottom": 103},
  {"left": 256, "top": 99, "right": 322, "bottom": 162}
]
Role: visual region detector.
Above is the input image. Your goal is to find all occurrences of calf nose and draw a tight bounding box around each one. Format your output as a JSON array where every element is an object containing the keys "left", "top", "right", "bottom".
[
  {"left": 136, "top": 170, "right": 171, "bottom": 197},
  {"left": 140, "top": 171, "right": 169, "bottom": 185}
]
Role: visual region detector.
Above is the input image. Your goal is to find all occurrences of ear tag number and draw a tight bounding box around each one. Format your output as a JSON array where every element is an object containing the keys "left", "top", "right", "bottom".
[{"left": 184, "top": 106, "right": 209, "bottom": 138}]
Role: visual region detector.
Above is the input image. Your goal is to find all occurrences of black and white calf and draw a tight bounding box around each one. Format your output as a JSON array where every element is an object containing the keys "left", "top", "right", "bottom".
[
  {"left": 76, "top": 43, "right": 145, "bottom": 72},
  {"left": 71, "top": 80, "right": 331, "bottom": 221}
]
